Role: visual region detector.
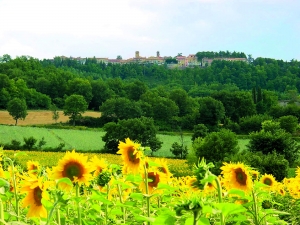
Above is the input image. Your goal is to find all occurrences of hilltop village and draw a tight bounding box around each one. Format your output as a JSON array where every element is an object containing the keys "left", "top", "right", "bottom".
[{"left": 59, "top": 51, "right": 248, "bottom": 68}]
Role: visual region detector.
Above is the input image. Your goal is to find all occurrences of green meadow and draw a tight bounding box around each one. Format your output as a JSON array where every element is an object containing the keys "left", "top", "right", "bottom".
[{"left": 0, "top": 125, "right": 249, "bottom": 157}]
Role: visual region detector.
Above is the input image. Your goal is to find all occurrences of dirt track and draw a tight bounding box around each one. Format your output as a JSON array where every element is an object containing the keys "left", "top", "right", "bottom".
[{"left": 0, "top": 110, "right": 101, "bottom": 125}]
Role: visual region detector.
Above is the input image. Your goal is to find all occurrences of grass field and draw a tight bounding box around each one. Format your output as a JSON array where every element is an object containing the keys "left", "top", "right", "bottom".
[
  {"left": 0, "top": 110, "right": 100, "bottom": 125},
  {"left": 0, "top": 124, "right": 250, "bottom": 157}
]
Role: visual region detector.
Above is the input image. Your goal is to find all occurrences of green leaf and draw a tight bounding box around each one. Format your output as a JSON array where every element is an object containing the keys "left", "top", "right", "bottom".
[
  {"left": 214, "top": 202, "right": 246, "bottom": 218},
  {"left": 198, "top": 217, "right": 210, "bottom": 225},
  {"left": 91, "top": 204, "right": 101, "bottom": 212},
  {"left": 41, "top": 198, "right": 54, "bottom": 211},
  {"left": 125, "top": 174, "right": 142, "bottom": 183},
  {"left": 148, "top": 161, "right": 161, "bottom": 167},
  {"left": 130, "top": 192, "right": 144, "bottom": 201},
  {"left": 0, "top": 178, "right": 10, "bottom": 190},
  {"left": 132, "top": 213, "right": 155, "bottom": 223},
  {"left": 184, "top": 217, "right": 193, "bottom": 225},
  {"left": 56, "top": 177, "right": 73, "bottom": 187},
  {"left": 228, "top": 189, "right": 246, "bottom": 198},
  {"left": 110, "top": 208, "right": 123, "bottom": 216}
]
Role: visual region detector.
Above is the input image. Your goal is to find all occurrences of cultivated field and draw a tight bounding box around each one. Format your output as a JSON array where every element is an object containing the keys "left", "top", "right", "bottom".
[
  {"left": 0, "top": 125, "right": 249, "bottom": 157},
  {"left": 0, "top": 110, "right": 101, "bottom": 125}
]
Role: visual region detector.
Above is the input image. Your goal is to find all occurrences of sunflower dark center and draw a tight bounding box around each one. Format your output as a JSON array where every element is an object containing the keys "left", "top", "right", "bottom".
[
  {"left": 33, "top": 187, "right": 42, "bottom": 206},
  {"left": 235, "top": 168, "right": 247, "bottom": 185},
  {"left": 127, "top": 148, "right": 140, "bottom": 164},
  {"left": 148, "top": 172, "right": 160, "bottom": 188},
  {"left": 264, "top": 178, "right": 272, "bottom": 186},
  {"left": 63, "top": 162, "right": 84, "bottom": 181}
]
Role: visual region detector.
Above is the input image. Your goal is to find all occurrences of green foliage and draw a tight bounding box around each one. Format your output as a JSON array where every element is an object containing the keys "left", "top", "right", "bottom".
[
  {"left": 195, "top": 97, "right": 225, "bottom": 131},
  {"left": 227, "top": 151, "right": 289, "bottom": 181},
  {"left": 191, "top": 129, "right": 239, "bottom": 174},
  {"left": 63, "top": 94, "right": 88, "bottom": 126},
  {"left": 23, "top": 136, "right": 37, "bottom": 150},
  {"left": 191, "top": 124, "right": 208, "bottom": 141},
  {"left": 239, "top": 114, "right": 273, "bottom": 134},
  {"left": 7, "top": 97, "right": 28, "bottom": 125},
  {"left": 278, "top": 115, "right": 298, "bottom": 134},
  {"left": 170, "top": 142, "right": 188, "bottom": 159},
  {"left": 102, "top": 117, "right": 162, "bottom": 154},
  {"left": 248, "top": 120, "right": 300, "bottom": 166}
]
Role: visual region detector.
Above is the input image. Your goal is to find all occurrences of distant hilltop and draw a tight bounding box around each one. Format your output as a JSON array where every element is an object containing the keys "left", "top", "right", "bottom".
[{"left": 56, "top": 51, "right": 248, "bottom": 68}]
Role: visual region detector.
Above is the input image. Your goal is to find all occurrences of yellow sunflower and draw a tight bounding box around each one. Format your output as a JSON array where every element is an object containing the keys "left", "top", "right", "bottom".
[
  {"left": 203, "top": 180, "right": 217, "bottom": 195},
  {"left": 20, "top": 175, "right": 50, "bottom": 218},
  {"left": 276, "top": 183, "right": 286, "bottom": 196},
  {"left": 27, "top": 160, "right": 40, "bottom": 174},
  {"left": 50, "top": 150, "right": 93, "bottom": 190},
  {"left": 154, "top": 158, "right": 173, "bottom": 181},
  {"left": 90, "top": 156, "right": 108, "bottom": 177},
  {"left": 260, "top": 174, "right": 277, "bottom": 189},
  {"left": 221, "top": 162, "right": 253, "bottom": 192},
  {"left": 250, "top": 170, "right": 260, "bottom": 181},
  {"left": 117, "top": 138, "right": 144, "bottom": 174},
  {"left": 140, "top": 169, "right": 166, "bottom": 194}
]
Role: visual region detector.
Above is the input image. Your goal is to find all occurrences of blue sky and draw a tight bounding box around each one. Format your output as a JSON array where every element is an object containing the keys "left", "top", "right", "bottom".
[{"left": 0, "top": 0, "right": 299, "bottom": 61}]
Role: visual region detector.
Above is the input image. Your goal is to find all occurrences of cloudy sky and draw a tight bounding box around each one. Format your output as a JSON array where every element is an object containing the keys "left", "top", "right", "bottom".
[{"left": 0, "top": 0, "right": 299, "bottom": 61}]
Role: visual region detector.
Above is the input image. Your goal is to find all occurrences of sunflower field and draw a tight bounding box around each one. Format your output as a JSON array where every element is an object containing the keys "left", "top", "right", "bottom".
[{"left": 0, "top": 139, "right": 300, "bottom": 225}]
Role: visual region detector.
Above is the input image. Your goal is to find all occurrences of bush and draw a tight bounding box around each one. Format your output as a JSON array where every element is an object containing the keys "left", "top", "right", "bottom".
[
  {"left": 191, "top": 124, "right": 208, "bottom": 141},
  {"left": 278, "top": 115, "right": 298, "bottom": 134},
  {"left": 239, "top": 114, "right": 272, "bottom": 134},
  {"left": 191, "top": 129, "right": 239, "bottom": 174},
  {"left": 170, "top": 142, "right": 188, "bottom": 159},
  {"left": 227, "top": 151, "right": 289, "bottom": 181},
  {"left": 248, "top": 120, "right": 300, "bottom": 166},
  {"left": 23, "top": 136, "right": 37, "bottom": 150},
  {"left": 102, "top": 117, "right": 162, "bottom": 154}
]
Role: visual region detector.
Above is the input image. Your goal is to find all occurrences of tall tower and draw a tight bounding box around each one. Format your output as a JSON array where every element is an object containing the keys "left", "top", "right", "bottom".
[
  {"left": 135, "top": 51, "right": 140, "bottom": 58},
  {"left": 156, "top": 51, "right": 160, "bottom": 57}
]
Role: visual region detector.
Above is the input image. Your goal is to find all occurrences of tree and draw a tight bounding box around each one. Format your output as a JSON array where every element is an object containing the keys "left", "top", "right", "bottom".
[
  {"left": 102, "top": 117, "right": 162, "bottom": 154},
  {"left": 248, "top": 120, "right": 300, "bottom": 166},
  {"left": 51, "top": 104, "right": 60, "bottom": 123},
  {"left": 191, "top": 124, "right": 208, "bottom": 141},
  {"left": 195, "top": 97, "right": 225, "bottom": 131},
  {"left": 278, "top": 115, "right": 298, "bottom": 134},
  {"left": 7, "top": 98, "right": 28, "bottom": 125},
  {"left": 63, "top": 94, "right": 88, "bottom": 126},
  {"left": 117, "top": 55, "right": 122, "bottom": 60}
]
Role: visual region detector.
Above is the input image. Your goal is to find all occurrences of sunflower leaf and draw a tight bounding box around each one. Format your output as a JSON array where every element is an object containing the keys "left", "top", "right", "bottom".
[
  {"left": 41, "top": 198, "right": 54, "bottom": 211},
  {"left": 14, "top": 152, "right": 27, "bottom": 158},
  {"left": 125, "top": 174, "right": 142, "bottom": 183},
  {"left": 56, "top": 177, "right": 73, "bottom": 187},
  {"left": 228, "top": 189, "right": 246, "bottom": 198}
]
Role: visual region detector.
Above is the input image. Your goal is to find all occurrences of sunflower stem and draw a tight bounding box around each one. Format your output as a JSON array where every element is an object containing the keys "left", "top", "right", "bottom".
[
  {"left": 143, "top": 164, "right": 151, "bottom": 225},
  {"left": 215, "top": 175, "right": 225, "bottom": 225},
  {"left": 76, "top": 184, "right": 82, "bottom": 225},
  {"left": 0, "top": 198, "right": 4, "bottom": 224},
  {"left": 251, "top": 189, "right": 260, "bottom": 225},
  {"left": 46, "top": 201, "right": 59, "bottom": 225},
  {"left": 116, "top": 183, "right": 126, "bottom": 224},
  {"left": 56, "top": 207, "right": 61, "bottom": 225},
  {"left": 105, "top": 183, "right": 110, "bottom": 225},
  {"left": 5, "top": 157, "right": 19, "bottom": 221}
]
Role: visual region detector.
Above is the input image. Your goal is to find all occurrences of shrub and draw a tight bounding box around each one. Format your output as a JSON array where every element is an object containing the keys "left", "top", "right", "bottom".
[
  {"left": 248, "top": 120, "right": 300, "bottom": 166},
  {"left": 23, "top": 136, "right": 37, "bottom": 150},
  {"left": 227, "top": 151, "right": 289, "bottom": 181},
  {"left": 239, "top": 114, "right": 272, "bottom": 134},
  {"left": 278, "top": 115, "right": 298, "bottom": 134},
  {"left": 191, "top": 124, "right": 208, "bottom": 141},
  {"left": 102, "top": 117, "right": 162, "bottom": 154},
  {"left": 191, "top": 129, "right": 239, "bottom": 174},
  {"left": 170, "top": 142, "right": 188, "bottom": 159}
]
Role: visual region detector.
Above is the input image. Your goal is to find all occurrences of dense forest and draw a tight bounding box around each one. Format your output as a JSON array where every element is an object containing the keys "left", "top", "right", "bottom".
[{"left": 1, "top": 52, "right": 300, "bottom": 131}]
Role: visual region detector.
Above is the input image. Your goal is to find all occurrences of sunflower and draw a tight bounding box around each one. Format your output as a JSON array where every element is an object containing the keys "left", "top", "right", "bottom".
[
  {"left": 50, "top": 150, "right": 93, "bottom": 190},
  {"left": 140, "top": 169, "right": 166, "bottom": 194},
  {"left": 203, "top": 181, "right": 217, "bottom": 195},
  {"left": 250, "top": 170, "right": 260, "bottom": 181},
  {"left": 27, "top": 160, "right": 40, "bottom": 174},
  {"left": 260, "top": 174, "right": 277, "bottom": 189},
  {"left": 154, "top": 158, "right": 173, "bottom": 181},
  {"left": 221, "top": 162, "right": 253, "bottom": 192},
  {"left": 117, "top": 138, "right": 144, "bottom": 174},
  {"left": 90, "top": 156, "right": 108, "bottom": 177},
  {"left": 20, "top": 175, "right": 50, "bottom": 218},
  {"left": 276, "top": 183, "right": 286, "bottom": 196}
]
